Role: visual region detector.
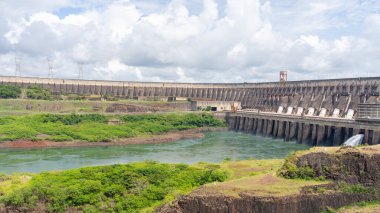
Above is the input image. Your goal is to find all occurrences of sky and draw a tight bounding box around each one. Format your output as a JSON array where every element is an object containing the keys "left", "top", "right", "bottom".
[{"left": 0, "top": 0, "right": 379, "bottom": 83}]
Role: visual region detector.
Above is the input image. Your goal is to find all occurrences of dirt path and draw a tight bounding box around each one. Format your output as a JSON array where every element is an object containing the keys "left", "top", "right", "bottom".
[{"left": 0, "top": 127, "right": 227, "bottom": 149}]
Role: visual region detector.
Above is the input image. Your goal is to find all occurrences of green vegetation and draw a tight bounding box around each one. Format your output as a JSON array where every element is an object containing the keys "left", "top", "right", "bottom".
[
  {"left": 278, "top": 153, "right": 326, "bottom": 180},
  {"left": 0, "top": 113, "right": 225, "bottom": 142},
  {"left": 0, "top": 99, "right": 190, "bottom": 115},
  {"left": 26, "top": 85, "right": 52, "bottom": 100},
  {"left": 0, "top": 85, "right": 21, "bottom": 99},
  {"left": 321, "top": 200, "right": 380, "bottom": 213},
  {"left": 0, "top": 162, "right": 229, "bottom": 212},
  {"left": 339, "top": 182, "right": 370, "bottom": 194}
]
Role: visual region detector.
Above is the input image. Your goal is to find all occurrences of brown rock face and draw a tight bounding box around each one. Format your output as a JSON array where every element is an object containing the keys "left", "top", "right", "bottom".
[
  {"left": 157, "top": 192, "right": 375, "bottom": 213},
  {"left": 282, "top": 147, "right": 380, "bottom": 188}
]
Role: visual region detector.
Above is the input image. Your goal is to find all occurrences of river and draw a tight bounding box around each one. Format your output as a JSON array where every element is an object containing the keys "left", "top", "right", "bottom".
[{"left": 0, "top": 131, "right": 310, "bottom": 173}]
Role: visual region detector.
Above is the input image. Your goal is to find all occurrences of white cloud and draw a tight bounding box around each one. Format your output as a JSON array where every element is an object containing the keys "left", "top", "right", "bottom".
[{"left": 0, "top": 0, "right": 379, "bottom": 82}]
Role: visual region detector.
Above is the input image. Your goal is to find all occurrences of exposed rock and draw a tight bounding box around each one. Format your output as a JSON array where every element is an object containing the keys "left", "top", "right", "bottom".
[
  {"left": 158, "top": 146, "right": 380, "bottom": 213},
  {"left": 280, "top": 146, "right": 380, "bottom": 187},
  {"left": 157, "top": 191, "right": 375, "bottom": 213}
]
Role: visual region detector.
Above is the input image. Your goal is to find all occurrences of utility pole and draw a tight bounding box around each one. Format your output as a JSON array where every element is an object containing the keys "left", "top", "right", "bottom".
[
  {"left": 47, "top": 59, "right": 54, "bottom": 79},
  {"left": 78, "top": 62, "right": 84, "bottom": 80},
  {"left": 15, "top": 56, "right": 21, "bottom": 77}
]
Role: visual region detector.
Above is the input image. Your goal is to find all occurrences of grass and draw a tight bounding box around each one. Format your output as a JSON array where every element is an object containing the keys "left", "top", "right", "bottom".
[
  {"left": 0, "top": 113, "right": 226, "bottom": 143},
  {"left": 337, "top": 201, "right": 380, "bottom": 213},
  {"left": 286, "top": 145, "right": 380, "bottom": 157},
  {"left": 196, "top": 159, "right": 330, "bottom": 197},
  {"left": 321, "top": 200, "right": 380, "bottom": 213}
]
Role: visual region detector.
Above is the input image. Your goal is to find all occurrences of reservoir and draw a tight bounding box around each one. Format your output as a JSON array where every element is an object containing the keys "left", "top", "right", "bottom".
[{"left": 0, "top": 131, "right": 310, "bottom": 173}]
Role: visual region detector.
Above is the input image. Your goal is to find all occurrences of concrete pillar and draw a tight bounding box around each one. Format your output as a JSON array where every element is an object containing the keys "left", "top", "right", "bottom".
[
  {"left": 243, "top": 117, "right": 249, "bottom": 132},
  {"left": 262, "top": 119, "right": 268, "bottom": 136},
  {"left": 289, "top": 122, "right": 297, "bottom": 141},
  {"left": 302, "top": 124, "right": 311, "bottom": 145},
  {"left": 252, "top": 118, "right": 258, "bottom": 134},
  {"left": 364, "top": 129, "right": 369, "bottom": 145},
  {"left": 343, "top": 128, "right": 350, "bottom": 142},
  {"left": 333, "top": 127, "right": 343, "bottom": 146},
  {"left": 228, "top": 116, "right": 235, "bottom": 130},
  {"left": 273, "top": 120, "right": 278, "bottom": 138},
  {"left": 316, "top": 125, "right": 326, "bottom": 146},
  {"left": 277, "top": 121, "right": 285, "bottom": 139},
  {"left": 266, "top": 120, "right": 274, "bottom": 137},
  {"left": 257, "top": 119, "right": 263, "bottom": 135},
  {"left": 285, "top": 122, "right": 290, "bottom": 141},
  {"left": 325, "top": 126, "right": 333, "bottom": 146},
  {"left": 235, "top": 116, "right": 240, "bottom": 130},
  {"left": 246, "top": 118, "right": 254, "bottom": 133},
  {"left": 239, "top": 116, "right": 245, "bottom": 131},
  {"left": 372, "top": 131, "right": 380, "bottom": 145},
  {"left": 311, "top": 124, "right": 318, "bottom": 146},
  {"left": 297, "top": 122, "right": 303, "bottom": 144}
]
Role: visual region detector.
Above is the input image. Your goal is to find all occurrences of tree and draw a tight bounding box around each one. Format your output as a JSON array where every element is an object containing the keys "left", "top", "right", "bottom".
[
  {"left": 0, "top": 85, "right": 21, "bottom": 99},
  {"left": 26, "top": 85, "right": 52, "bottom": 100}
]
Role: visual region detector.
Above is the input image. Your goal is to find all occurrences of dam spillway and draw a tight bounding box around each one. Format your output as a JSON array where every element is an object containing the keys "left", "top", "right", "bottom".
[
  {"left": 1, "top": 75, "right": 379, "bottom": 146},
  {"left": 226, "top": 111, "right": 380, "bottom": 146}
]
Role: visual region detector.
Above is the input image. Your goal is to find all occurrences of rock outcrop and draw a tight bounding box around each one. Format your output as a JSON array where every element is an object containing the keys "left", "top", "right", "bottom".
[
  {"left": 158, "top": 145, "right": 380, "bottom": 213},
  {"left": 158, "top": 191, "right": 375, "bottom": 213}
]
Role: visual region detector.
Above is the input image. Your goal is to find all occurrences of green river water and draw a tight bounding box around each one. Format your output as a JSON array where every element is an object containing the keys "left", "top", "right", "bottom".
[{"left": 0, "top": 131, "right": 310, "bottom": 174}]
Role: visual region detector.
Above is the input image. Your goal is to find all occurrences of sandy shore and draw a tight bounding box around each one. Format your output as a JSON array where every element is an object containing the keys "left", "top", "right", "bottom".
[{"left": 0, "top": 127, "right": 228, "bottom": 149}]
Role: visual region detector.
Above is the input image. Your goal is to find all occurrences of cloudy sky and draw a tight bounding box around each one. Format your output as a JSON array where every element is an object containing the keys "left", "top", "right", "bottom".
[{"left": 0, "top": 0, "right": 379, "bottom": 83}]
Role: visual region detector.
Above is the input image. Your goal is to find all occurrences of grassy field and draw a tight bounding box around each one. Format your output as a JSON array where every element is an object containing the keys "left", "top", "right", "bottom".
[
  {"left": 197, "top": 159, "right": 329, "bottom": 197},
  {"left": 0, "top": 113, "right": 225, "bottom": 142}
]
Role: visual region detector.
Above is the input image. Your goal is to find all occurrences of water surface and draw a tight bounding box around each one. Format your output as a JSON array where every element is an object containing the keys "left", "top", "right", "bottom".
[{"left": 0, "top": 131, "right": 310, "bottom": 173}]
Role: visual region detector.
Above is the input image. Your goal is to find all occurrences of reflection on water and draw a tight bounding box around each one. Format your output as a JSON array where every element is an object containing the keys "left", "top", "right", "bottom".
[{"left": 0, "top": 131, "right": 310, "bottom": 173}]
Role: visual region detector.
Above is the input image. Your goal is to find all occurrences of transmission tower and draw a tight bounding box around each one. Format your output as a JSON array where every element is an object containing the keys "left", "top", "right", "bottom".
[
  {"left": 15, "top": 57, "right": 21, "bottom": 77},
  {"left": 47, "top": 59, "right": 54, "bottom": 79},
  {"left": 78, "top": 63, "right": 84, "bottom": 80}
]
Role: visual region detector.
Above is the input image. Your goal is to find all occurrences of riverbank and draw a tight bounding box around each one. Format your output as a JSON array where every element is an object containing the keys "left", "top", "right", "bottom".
[
  {"left": 0, "top": 113, "right": 226, "bottom": 146},
  {"left": 0, "top": 127, "right": 227, "bottom": 149}
]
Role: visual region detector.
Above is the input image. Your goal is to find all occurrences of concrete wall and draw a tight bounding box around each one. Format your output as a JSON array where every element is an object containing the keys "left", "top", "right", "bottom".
[
  {"left": 191, "top": 101, "right": 241, "bottom": 111},
  {"left": 227, "top": 112, "right": 380, "bottom": 146},
  {"left": 1, "top": 76, "right": 379, "bottom": 117}
]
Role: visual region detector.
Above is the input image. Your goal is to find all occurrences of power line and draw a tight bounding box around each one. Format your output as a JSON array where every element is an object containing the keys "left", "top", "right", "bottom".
[
  {"left": 47, "top": 58, "right": 54, "bottom": 79},
  {"left": 15, "top": 56, "right": 21, "bottom": 77},
  {"left": 78, "top": 63, "right": 84, "bottom": 80}
]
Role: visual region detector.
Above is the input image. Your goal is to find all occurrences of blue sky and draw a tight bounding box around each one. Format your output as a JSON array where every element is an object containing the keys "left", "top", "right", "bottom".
[{"left": 0, "top": 0, "right": 379, "bottom": 82}]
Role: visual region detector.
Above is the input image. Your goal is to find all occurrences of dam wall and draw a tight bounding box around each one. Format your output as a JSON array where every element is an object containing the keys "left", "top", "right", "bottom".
[
  {"left": 1, "top": 75, "right": 379, "bottom": 146},
  {"left": 0, "top": 76, "right": 379, "bottom": 118},
  {"left": 227, "top": 112, "right": 380, "bottom": 146}
]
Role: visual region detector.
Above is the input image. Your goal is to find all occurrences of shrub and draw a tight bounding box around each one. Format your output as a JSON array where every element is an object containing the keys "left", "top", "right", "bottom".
[
  {"left": 40, "top": 114, "right": 108, "bottom": 125},
  {"left": 1, "top": 162, "right": 229, "bottom": 212},
  {"left": 26, "top": 85, "right": 52, "bottom": 100},
  {"left": 0, "top": 85, "right": 21, "bottom": 99}
]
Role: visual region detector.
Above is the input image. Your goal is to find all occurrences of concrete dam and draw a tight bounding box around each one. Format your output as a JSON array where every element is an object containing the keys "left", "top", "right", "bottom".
[{"left": 1, "top": 76, "right": 379, "bottom": 145}]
